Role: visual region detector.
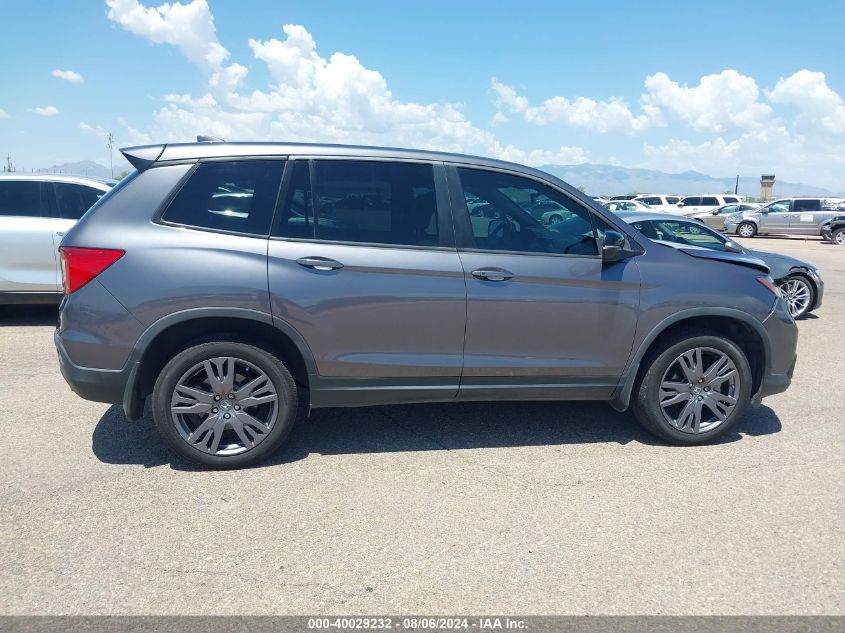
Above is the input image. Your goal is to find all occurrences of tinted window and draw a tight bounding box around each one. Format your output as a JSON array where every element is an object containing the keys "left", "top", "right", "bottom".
[
  {"left": 54, "top": 183, "right": 106, "bottom": 219},
  {"left": 296, "top": 160, "right": 441, "bottom": 247},
  {"left": 457, "top": 167, "right": 597, "bottom": 256},
  {"left": 274, "top": 161, "right": 313, "bottom": 239},
  {"left": 723, "top": 196, "right": 739, "bottom": 204},
  {"left": 163, "top": 160, "right": 284, "bottom": 235},
  {"left": 640, "top": 197, "right": 661, "bottom": 206},
  {"left": 666, "top": 196, "right": 680, "bottom": 204},
  {"left": 682, "top": 197, "right": 701, "bottom": 206},
  {"left": 0, "top": 181, "right": 47, "bottom": 217},
  {"left": 793, "top": 199, "right": 821, "bottom": 212},
  {"left": 701, "top": 196, "right": 720, "bottom": 206}
]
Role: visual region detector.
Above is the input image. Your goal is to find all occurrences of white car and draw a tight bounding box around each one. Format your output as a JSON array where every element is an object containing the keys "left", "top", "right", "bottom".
[
  {"left": 676, "top": 194, "right": 742, "bottom": 217},
  {"left": 603, "top": 199, "right": 655, "bottom": 212},
  {"left": 0, "top": 174, "right": 113, "bottom": 303},
  {"left": 633, "top": 194, "right": 681, "bottom": 213}
]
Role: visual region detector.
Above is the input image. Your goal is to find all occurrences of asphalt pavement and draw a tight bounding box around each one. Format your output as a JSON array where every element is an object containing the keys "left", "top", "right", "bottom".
[{"left": 0, "top": 235, "right": 842, "bottom": 615}]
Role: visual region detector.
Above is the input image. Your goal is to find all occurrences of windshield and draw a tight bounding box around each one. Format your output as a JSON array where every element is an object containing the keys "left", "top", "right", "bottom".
[{"left": 629, "top": 218, "right": 731, "bottom": 252}]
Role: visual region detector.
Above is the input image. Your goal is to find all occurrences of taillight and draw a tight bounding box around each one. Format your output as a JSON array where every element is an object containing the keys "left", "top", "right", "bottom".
[
  {"left": 757, "top": 276, "right": 781, "bottom": 297},
  {"left": 59, "top": 247, "right": 125, "bottom": 294}
]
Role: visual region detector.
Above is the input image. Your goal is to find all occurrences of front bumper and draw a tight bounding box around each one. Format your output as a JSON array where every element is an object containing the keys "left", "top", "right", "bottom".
[
  {"left": 724, "top": 220, "right": 739, "bottom": 233},
  {"left": 754, "top": 298, "right": 799, "bottom": 403}
]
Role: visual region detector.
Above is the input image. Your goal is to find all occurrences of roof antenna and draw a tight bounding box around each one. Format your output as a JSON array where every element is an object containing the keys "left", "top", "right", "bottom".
[{"left": 197, "top": 135, "right": 225, "bottom": 143}]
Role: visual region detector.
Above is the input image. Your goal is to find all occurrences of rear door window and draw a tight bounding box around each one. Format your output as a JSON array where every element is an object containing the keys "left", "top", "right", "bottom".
[
  {"left": 0, "top": 181, "right": 48, "bottom": 217},
  {"left": 682, "top": 197, "right": 701, "bottom": 206},
  {"left": 54, "top": 183, "right": 107, "bottom": 219},
  {"left": 162, "top": 160, "right": 284, "bottom": 236},
  {"left": 701, "top": 196, "right": 720, "bottom": 206}
]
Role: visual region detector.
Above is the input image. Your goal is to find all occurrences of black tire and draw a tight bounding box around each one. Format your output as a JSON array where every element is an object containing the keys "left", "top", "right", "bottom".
[
  {"left": 631, "top": 330, "right": 753, "bottom": 445},
  {"left": 737, "top": 221, "right": 757, "bottom": 238},
  {"left": 152, "top": 341, "right": 299, "bottom": 469},
  {"left": 778, "top": 274, "right": 815, "bottom": 320},
  {"left": 832, "top": 228, "right": 845, "bottom": 246}
]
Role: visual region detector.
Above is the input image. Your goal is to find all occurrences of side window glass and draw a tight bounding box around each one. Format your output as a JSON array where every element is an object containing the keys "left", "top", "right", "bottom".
[
  {"left": 701, "top": 196, "right": 719, "bottom": 206},
  {"left": 311, "top": 160, "right": 439, "bottom": 247},
  {"left": 456, "top": 167, "right": 597, "bottom": 256},
  {"left": 667, "top": 196, "right": 680, "bottom": 205},
  {"left": 793, "top": 199, "right": 820, "bottom": 212},
  {"left": 0, "top": 181, "right": 47, "bottom": 217},
  {"left": 651, "top": 220, "right": 726, "bottom": 250},
  {"left": 768, "top": 200, "right": 789, "bottom": 213},
  {"left": 682, "top": 197, "right": 701, "bottom": 206},
  {"left": 275, "top": 161, "right": 313, "bottom": 239},
  {"left": 720, "top": 205, "right": 737, "bottom": 214},
  {"left": 54, "top": 183, "right": 106, "bottom": 220},
  {"left": 162, "top": 160, "right": 284, "bottom": 235}
]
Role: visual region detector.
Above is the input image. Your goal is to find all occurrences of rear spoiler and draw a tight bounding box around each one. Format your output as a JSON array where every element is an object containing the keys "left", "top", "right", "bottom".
[{"left": 121, "top": 144, "right": 165, "bottom": 172}]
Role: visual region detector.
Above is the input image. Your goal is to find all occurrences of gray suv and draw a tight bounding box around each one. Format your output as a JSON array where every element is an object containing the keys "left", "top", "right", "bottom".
[
  {"left": 55, "top": 141, "right": 798, "bottom": 468},
  {"left": 725, "top": 197, "right": 845, "bottom": 237}
]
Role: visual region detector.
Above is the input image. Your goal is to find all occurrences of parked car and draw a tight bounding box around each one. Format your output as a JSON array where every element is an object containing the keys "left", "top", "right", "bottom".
[
  {"left": 633, "top": 194, "right": 681, "bottom": 213},
  {"left": 591, "top": 196, "right": 608, "bottom": 204},
  {"left": 618, "top": 211, "right": 823, "bottom": 319},
  {"left": 0, "top": 174, "right": 113, "bottom": 303},
  {"left": 677, "top": 194, "right": 743, "bottom": 217},
  {"left": 724, "top": 197, "right": 845, "bottom": 237},
  {"left": 820, "top": 215, "right": 845, "bottom": 244},
  {"left": 604, "top": 200, "right": 654, "bottom": 212},
  {"left": 608, "top": 194, "right": 638, "bottom": 201},
  {"left": 690, "top": 203, "right": 761, "bottom": 230},
  {"left": 56, "top": 140, "right": 797, "bottom": 468}
]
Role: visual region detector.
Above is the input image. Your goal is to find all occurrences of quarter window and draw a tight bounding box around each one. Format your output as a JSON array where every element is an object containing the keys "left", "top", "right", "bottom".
[
  {"left": 162, "top": 160, "right": 284, "bottom": 235},
  {"left": 456, "top": 167, "right": 597, "bottom": 256},
  {"left": 666, "top": 196, "right": 680, "bottom": 205},
  {"left": 0, "top": 181, "right": 47, "bottom": 217},
  {"left": 54, "top": 183, "right": 107, "bottom": 219},
  {"left": 723, "top": 196, "right": 739, "bottom": 204},
  {"left": 793, "top": 199, "right": 821, "bottom": 212}
]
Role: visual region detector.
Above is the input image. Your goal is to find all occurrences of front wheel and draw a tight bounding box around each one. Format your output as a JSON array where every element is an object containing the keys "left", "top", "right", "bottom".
[
  {"left": 737, "top": 222, "right": 757, "bottom": 238},
  {"left": 152, "top": 341, "right": 299, "bottom": 469},
  {"left": 632, "top": 331, "right": 752, "bottom": 445},
  {"left": 832, "top": 228, "right": 845, "bottom": 245},
  {"left": 778, "top": 275, "right": 814, "bottom": 319}
]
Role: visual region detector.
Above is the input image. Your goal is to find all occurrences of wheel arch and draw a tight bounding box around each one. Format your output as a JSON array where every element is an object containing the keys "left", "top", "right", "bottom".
[
  {"left": 610, "top": 308, "right": 771, "bottom": 412},
  {"left": 123, "top": 308, "right": 317, "bottom": 420}
]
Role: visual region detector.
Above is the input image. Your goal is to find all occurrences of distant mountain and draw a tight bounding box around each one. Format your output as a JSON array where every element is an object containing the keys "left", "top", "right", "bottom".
[
  {"left": 538, "top": 163, "right": 839, "bottom": 198},
  {"left": 39, "top": 160, "right": 118, "bottom": 179}
]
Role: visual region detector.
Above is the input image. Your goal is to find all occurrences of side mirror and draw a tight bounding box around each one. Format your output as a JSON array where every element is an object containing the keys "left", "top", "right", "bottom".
[
  {"left": 711, "top": 209, "right": 720, "bottom": 215},
  {"left": 724, "top": 240, "right": 744, "bottom": 254},
  {"left": 677, "top": 202, "right": 685, "bottom": 207},
  {"left": 601, "top": 230, "right": 627, "bottom": 262}
]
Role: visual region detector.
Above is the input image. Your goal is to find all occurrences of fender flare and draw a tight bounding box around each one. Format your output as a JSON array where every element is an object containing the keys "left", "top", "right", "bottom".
[
  {"left": 122, "top": 307, "right": 318, "bottom": 420},
  {"left": 609, "top": 307, "right": 772, "bottom": 412}
]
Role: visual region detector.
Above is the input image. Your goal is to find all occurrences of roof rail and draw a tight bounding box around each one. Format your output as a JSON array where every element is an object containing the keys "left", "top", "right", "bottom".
[{"left": 197, "top": 135, "right": 225, "bottom": 143}]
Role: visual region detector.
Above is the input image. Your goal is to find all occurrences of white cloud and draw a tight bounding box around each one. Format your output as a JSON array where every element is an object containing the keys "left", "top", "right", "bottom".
[
  {"left": 642, "top": 70, "right": 773, "bottom": 133},
  {"left": 492, "top": 79, "right": 660, "bottom": 134},
  {"left": 79, "top": 122, "right": 107, "bottom": 136},
  {"left": 30, "top": 106, "right": 60, "bottom": 117},
  {"left": 105, "top": 0, "right": 581, "bottom": 166},
  {"left": 0, "top": 108, "right": 10, "bottom": 119},
  {"left": 768, "top": 70, "right": 845, "bottom": 135},
  {"left": 52, "top": 69, "right": 84, "bottom": 83}
]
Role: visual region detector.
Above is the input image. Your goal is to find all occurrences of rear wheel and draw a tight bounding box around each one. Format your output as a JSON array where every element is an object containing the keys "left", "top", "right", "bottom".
[
  {"left": 778, "top": 275, "right": 814, "bottom": 319},
  {"left": 632, "top": 331, "right": 752, "bottom": 445},
  {"left": 737, "top": 221, "right": 757, "bottom": 238},
  {"left": 152, "top": 341, "right": 298, "bottom": 469},
  {"left": 833, "top": 228, "right": 845, "bottom": 245}
]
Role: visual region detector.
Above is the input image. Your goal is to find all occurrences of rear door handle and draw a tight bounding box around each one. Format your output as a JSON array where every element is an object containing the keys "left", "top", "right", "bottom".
[
  {"left": 471, "top": 268, "right": 514, "bottom": 281},
  {"left": 296, "top": 256, "right": 344, "bottom": 271}
]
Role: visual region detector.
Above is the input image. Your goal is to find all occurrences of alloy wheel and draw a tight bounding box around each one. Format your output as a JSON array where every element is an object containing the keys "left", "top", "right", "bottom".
[
  {"left": 835, "top": 230, "right": 845, "bottom": 245},
  {"left": 779, "top": 277, "right": 812, "bottom": 318},
  {"left": 170, "top": 356, "right": 279, "bottom": 456},
  {"left": 659, "top": 347, "right": 739, "bottom": 434}
]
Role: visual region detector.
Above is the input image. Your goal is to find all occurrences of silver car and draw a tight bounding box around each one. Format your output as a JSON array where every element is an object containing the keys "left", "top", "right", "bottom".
[
  {"left": 0, "top": 174, "right": 113, "bottom": 303},
  {"left": 724, "top": 197, "right": 845, "bottom": 238},
  {"left": 690, "top": 203, "right": 760, "bottom": 230}
]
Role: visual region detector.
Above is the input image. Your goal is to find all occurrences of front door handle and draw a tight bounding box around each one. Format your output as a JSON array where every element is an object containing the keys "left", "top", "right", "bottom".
[
  {"left": 296, "top": 256, "right": 344, "bottom": 271},
  {"left": 471, "top": 268, "right": 514, "bottom": 281}
]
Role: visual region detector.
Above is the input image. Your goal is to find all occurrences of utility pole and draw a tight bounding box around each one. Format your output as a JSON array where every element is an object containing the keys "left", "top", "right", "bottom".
[
  {"left": 107, "top": 132, "right": 115, "bottom": 179},
  {"left": 3, "top": 153, "right": 13, "bottom": 173},
  {"left": 735, "top": 174, "right": 739, "bottom": 195}
]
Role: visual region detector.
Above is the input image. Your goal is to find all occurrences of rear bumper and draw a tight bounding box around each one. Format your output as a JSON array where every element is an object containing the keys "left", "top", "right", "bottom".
[{"left": 55, "top": 330, "right": 137, "bottom": 410}]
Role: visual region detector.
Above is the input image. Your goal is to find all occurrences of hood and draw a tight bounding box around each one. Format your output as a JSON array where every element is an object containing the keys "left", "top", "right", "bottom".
[
  {"left": 656, "top": 241, "right": 770, "bottom": 273},
  {"left": 745, "top": 248, "right": 815, "bottom": 278}
]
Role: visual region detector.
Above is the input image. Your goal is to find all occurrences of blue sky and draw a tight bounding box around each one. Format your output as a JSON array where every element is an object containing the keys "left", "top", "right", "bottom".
[{"left": 1, "top": 0, "right": 844, "bottom": 188}]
